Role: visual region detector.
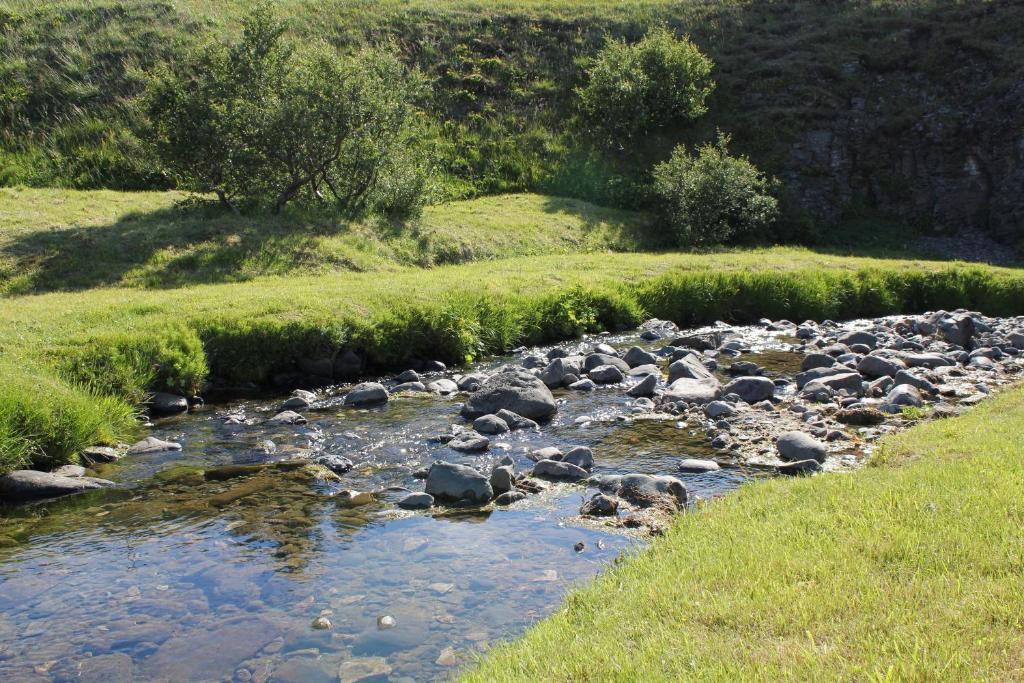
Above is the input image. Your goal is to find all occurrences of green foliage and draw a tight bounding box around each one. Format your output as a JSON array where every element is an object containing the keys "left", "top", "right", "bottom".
[
  {"left": 144, "top": 3, "right": 428, "bottom": 215},
  {"left": 56, "top": 326, "right": 208, "bottom": 404},
  {"left": 578, "top": 27, "right": 714, "bottom": 142},
  {"left": 0, "top": 361, "right": 137, "bottom": 474},
  {"left": 653, "top": 134, "right": 779, "bottom": 246}
]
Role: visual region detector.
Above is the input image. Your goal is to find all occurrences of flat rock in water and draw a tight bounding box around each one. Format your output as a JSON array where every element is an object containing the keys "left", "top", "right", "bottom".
[
  {"left": 461, "top": 368, "right": 557, "bottom": 420},
  {"left": 662, "top": 377, "right": 722, "bottom": 404},
  {"left": 150, "top": 392, "right": 189, "bottom": 416},
  {"left": 397, "top": 492, "right": 434, "bottom": 509},
  {"left": 144, "top": 617, "right": 279, "bottom": 681},
  {"left": 678, "top": 458, "right": 720, "bottom": 473},
  {"left": 127, "top": 437, "right": 182, "bottom": 455},
  {"left": 267, "top": 410, "right": 307, "bottom": 425},
  {"left": 0, "top": 470, "right": 111, "bottom": 502},
  {"left": 339, "top": 657, "right": 392, "bottom": 683},
  {"left": 590, "top": 473, "right": 688, "bottom": 508}
]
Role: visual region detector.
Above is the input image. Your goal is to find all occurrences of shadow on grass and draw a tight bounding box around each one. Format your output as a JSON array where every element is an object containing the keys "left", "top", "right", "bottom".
[
  {"left": 539, "top": 195, "right": 668, "bottom": 250},
  {"left": 0, "top": 200, "right": 361, "bottom": 294}
]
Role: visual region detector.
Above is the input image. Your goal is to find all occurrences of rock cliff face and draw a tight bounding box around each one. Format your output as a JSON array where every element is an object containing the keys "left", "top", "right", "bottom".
[{"left": 783, "top": 75, "right": 1023, "bottom": 240}]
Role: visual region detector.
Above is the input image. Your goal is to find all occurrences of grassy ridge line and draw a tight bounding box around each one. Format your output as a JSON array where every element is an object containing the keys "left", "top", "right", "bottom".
[
  {"left": 0, "top": 189, "right": 651, "bottom": 294},
  {"left": 464, "top": 385, "right": 1024, "bottom": 681},
  {"left": 2, "top": 252, "right": 1024, "bottom": 475}
]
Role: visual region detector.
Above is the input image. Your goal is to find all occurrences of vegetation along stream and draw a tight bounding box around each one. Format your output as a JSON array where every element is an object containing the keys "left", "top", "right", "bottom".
[{"left": 1, "top": 311, "right": 1021, "bottom": 682}]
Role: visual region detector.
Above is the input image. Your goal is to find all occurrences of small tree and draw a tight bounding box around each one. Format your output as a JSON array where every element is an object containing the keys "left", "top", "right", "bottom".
[
  {"left": 579, "top": 28, "right": 714, "bottom": 143},
  {"left": 653, "top": 134, "right": 779, "bottom": 246},
  {"left": 145, "top": 3, "right": 428, "bottom": 215}
]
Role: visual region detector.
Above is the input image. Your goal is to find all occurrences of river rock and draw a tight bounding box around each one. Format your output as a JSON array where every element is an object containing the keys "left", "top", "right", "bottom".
[
  {"left": 0, "top": 470, "right": 111, "bottom": 502},
  {"left": 857, "top": 354, "right": 906, "bottom": 378},
  {"left": 893, "top": 369, "right": 937, "bottom": 395},
  {"left": 569, "top": 378, "right": 598, "bottom": 391},
  {"left": 473, "top": 414, "right": 509, "bottom": 435},
  {"left": 494, "top": 490, "right": 527, "bottom": 505},
  {"left": 394, "top": 380, "right": 429, "bottom": 393},
  {"left": 529, "top": 446, "right": 563, "bottom": 462},
  {"left": 449, "top": 432, "right": 490, "bottom": 452},
  {"left": 150, "top": 392, "right": 189, "bottom": 416},
  {"left": 268, "top": 410, "right": 307, "bottom": 425},
  {"left": 887, "top": 384, "right": 923, "bottom": 407},
  {"left": 838, "top": 330, "right": 878, "bottom": 348},
  {"left": 127, "top": 436, "right": 182, "bottom": 454},
  {"left": 490, "top": 465, "right": 514, "bottom": 494},
  {"left": 461, "top": 369, "right": 557, "bottom": 420},
  {"left": 580, "top": 493, "right": 618, "bottom": 516},
  {"left": 663, "top": 377, "right": 722, "bottom": 404},
  {"left": 51, "top": 464, "right": 86, "bottom": 478},
  {"left": 338, "top": 657, "right": 392, "bottom": 683},
  {"left": 539, "top": 356, "right": 583, "bottom": 388},
  {"left": 397, "top": 492, "right": 434, "bottom": 509},
  {"left": 722, "top": 376, "right": 775, "bottom": 403},
  {"left": 583, "top": 353, "right": 629, "bottom": 373},
  {"left": 425, "top": 462, "right": 493, "bottom": 503},
  {"left": 704, "top": 400, "right": 736, "bottom": 418},
  {"left": 313, "top": 453, "right": 354, "bottom": 474},
  {"left": 796, "top": 365, "right": 854, "bottom": 389},
  {"left": 343, "top": 382, "right": 389, "bottom": 407},
  {"left": 627, "top": 374, "right": 658, "bottom": 397},
  {"left": 777, "top": 459, "right": 823, "bottom": 476},
  {"left": 81, "top": 446, "right": 122, "bottom": 463},
  {"left": 678, "top": 458, "right": 720, "bottom": 473},
  {"left": 532, "top": 459, "right": 589, "bottom": 481},
  {"left": 801, "top": 353, "right": 835, "bottom": 371},
  {"left": 803, "top": 371, "right": 864, "bottom": 396},
  {"left": 562, "top": 446, "right": 594, "bottom": 470},
  {"left": 901, "top": 353, "right": 955, "bottom": 368},
  {"left": 495, "top": 409, "right": 539, "bottom": 431},
  {"left": 835, "top": 407, "right": 886, "bottom": 426},
  {"left": 427, "top": 379, "right": 459, "bottom": 395},
  {"left": 590, "top": 473, "right": 688, "bottom": 508},
  {"left": 588, "top": 364, "right": 625, "bottom": 384},
  {"left": 668, "top": 354, "right": 716, "bottom": 384},
  {"left": 670, "top": 332, "right": 721, "bottom": 351},
  {"left": 457, "top": 372, "right": 489, "bottom": 391},
  {"left": 396, "top": 369, "right": 421, "bottom": 383},
  {"left": 935, "top": 312, "right": 975, "bottom": 347},
  {"left": 776, "top": 431, "right": 827, "bottom": 463},
  {"left": 623, "top": 347, "right": 658, "bottom": 368}
]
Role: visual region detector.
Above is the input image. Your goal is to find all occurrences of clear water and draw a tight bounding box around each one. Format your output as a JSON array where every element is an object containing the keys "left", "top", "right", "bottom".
[{"left": 0, "top": 327, "right": 795, "bottom": 682}]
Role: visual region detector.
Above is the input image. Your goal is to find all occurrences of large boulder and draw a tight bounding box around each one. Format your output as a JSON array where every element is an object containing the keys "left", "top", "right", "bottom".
[
  {"left": 935, "top": 312, "right": 975, "bottom": 348},
  {"left": 722, "top": 376, "right": 775, "bottom": 403},
  {"left": 776, "top": 432, "right": 827, "bottom": 463},
  {"left": 425, "top": 462, "right": 493, "bottom": 503},
  {"left": 343, "top": 382, "right": 389, "bottom": 407},
  {"left": 461, "top": 369, "right": 557, "bottom": 420},
  {"left": 0, "top": 470, "right": 112, "bottom": 502}
]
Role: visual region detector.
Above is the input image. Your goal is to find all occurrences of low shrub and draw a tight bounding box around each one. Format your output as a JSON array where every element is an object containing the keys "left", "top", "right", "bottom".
[{"left": 652, "top": 134, "right": 779, "bottom": 246}]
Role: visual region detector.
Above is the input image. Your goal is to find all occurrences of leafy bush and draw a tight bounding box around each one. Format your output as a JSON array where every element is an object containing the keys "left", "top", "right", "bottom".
[
  {"left": 144, "top": 3, "right": 429, "bottom": 216},
  {"left": 579, "top": 28, "right": 714, "bottom": 142},
  {"left": 652, "top": 134, "right": 779, "bottom": 246}
]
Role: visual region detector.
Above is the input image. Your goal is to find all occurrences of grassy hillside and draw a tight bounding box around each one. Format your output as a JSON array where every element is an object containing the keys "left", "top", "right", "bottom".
[
  {"left": 3, "top": 0, "right": 1022, "bottom": 234},
  {"left": 0, "top": 188, "right": 652, "bottom": 294},
  {"left": 464, "top": 382, "right": 1024, "bottom": 681}
]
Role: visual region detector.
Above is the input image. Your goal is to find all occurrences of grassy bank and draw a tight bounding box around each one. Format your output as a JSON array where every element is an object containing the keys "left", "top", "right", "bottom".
[
  {"left": 0, "top": 188, "right": 652, "bottom": 294},
  {"left": 3, "top": 238, "right": 1024, "bottom": 474},
  {"left": 465, "top": 384, "right": 1024, "bottom": 681}
]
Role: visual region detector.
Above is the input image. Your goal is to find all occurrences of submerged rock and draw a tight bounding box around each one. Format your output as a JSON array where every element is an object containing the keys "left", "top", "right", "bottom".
[{"left": 127, "top": 436, "right": 182, "bottom": 455}]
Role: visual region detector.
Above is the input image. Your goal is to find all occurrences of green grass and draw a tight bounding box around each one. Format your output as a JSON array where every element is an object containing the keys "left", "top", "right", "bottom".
[
  {"left": 464, "top": 384, "right": 1024, "bottom": 681},
  {"left": 0, "top": 188, "right": 652, "bottom": 293}
]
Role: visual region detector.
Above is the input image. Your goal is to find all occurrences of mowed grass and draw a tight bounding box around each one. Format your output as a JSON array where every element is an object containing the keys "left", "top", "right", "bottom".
[
  {"left": 464, "top": 386, "right": 1024, "bottom": 681},
  {"left": 0, "top": 188, "right": 652, "bottom": 294}
]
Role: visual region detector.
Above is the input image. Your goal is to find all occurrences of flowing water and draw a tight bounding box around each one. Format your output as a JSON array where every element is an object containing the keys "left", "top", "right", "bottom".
[{"left": 0, "top": 327, "right": 796, "bottom": 682}]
